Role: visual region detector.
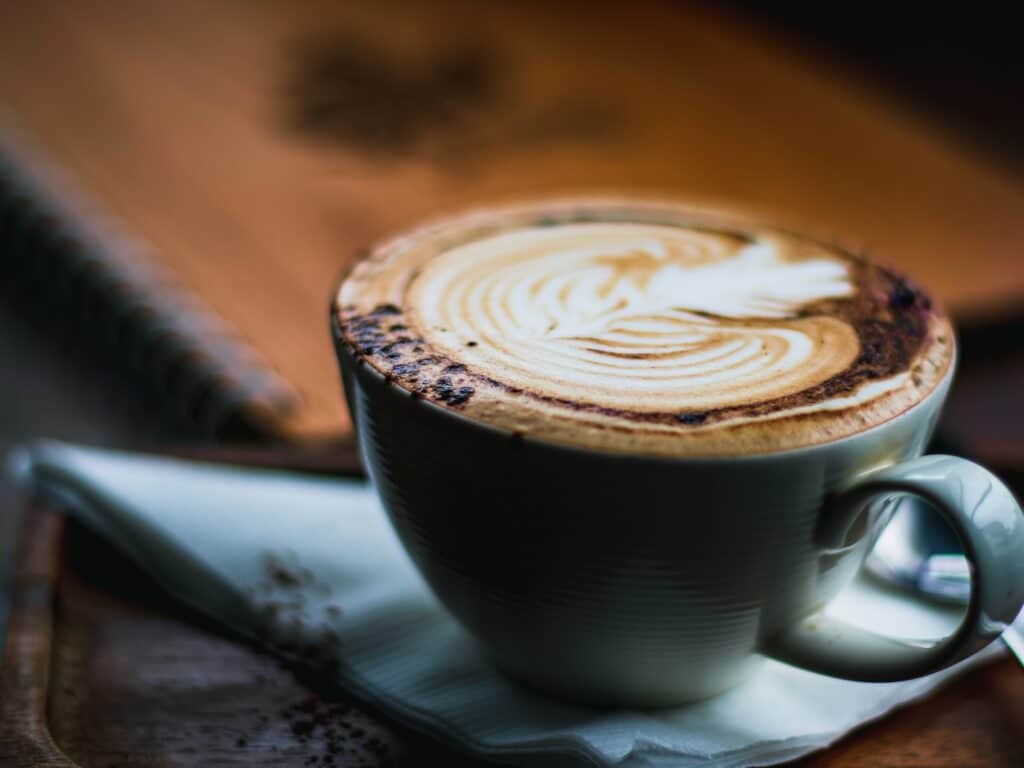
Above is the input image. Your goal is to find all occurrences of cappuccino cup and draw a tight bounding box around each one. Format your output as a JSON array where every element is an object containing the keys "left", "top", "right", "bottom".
[{"left": 331, "top": 198, "right": 1024, "bottom": 706}]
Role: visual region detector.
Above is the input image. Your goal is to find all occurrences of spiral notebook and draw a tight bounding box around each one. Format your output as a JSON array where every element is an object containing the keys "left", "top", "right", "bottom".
[{"left": 2, "top": 0, "right": 1024, "bottom": 442}]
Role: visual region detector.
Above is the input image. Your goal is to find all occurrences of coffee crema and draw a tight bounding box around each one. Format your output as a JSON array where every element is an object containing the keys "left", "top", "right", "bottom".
[{"left": 335, "top": 200, "right": 952, "bottom": 456}]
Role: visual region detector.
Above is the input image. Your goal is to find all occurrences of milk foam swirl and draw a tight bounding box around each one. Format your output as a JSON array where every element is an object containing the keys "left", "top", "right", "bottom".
[
  {"left": 336, "top": 200, "right": 950, "bottom": 456},
  {"left": 409, "top": 224, "right": 859, "bottom": 412}
]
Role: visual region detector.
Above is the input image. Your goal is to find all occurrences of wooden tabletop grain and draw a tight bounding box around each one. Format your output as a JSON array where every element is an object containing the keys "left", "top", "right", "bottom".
[
  {"left": 3, "top": 0, "right": 1024, "bottom": 440},
  {"left": 3, "top": 1, "right": 1024, "bottom": 764}
]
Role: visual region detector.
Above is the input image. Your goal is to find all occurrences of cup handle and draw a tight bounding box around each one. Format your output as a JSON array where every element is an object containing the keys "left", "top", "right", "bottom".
[{"left": 762, "top": 455, "right": 1024, "bottom": 681}]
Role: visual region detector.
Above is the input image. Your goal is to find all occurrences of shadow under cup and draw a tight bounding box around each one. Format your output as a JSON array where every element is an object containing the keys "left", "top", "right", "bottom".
[{"left": 332, "top": 319, "right": 952, "bottom": 707}]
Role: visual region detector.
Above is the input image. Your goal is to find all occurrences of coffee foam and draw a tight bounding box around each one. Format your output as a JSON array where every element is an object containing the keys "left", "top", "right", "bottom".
[{"left": 336, "top": 200, "right": 952, "bottom": 456}]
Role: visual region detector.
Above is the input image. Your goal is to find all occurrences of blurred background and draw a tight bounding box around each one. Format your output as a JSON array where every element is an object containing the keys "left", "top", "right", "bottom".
[
  {"left": 732, "top": 3, "right": 1024, "bottom": 174},
  {"left": 2, "top": 0, "right": 1023, "bottom": 641}
]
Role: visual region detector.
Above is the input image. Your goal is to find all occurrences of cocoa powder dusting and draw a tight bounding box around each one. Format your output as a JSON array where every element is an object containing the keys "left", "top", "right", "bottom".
[
  {"left": 339, "top": 304, "right": 479, "bottom": 408},
  {"left": 239, "top": 555, "right": 403, "bottom": 765}
]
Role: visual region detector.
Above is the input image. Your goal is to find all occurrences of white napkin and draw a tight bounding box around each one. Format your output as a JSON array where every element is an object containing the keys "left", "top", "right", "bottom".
[{"left": 13, "top": 441, "right": 1012, "bottom": 768}]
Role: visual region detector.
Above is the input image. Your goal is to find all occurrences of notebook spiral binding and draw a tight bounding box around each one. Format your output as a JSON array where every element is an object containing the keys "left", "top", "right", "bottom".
[{"left": 0, "top": 124, "right": 298, "bottom": 438}]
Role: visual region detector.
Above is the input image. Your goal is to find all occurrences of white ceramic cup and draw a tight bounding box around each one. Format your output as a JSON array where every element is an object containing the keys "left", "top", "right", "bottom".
[{"left": 332, "top": 298, "right": 1024, "bottom": 707}]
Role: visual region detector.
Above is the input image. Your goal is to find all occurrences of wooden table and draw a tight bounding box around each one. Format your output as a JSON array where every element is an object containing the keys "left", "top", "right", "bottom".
[
  {"left": 3, "top": 1, "right": 1024, "bottom": 764},
  {"left": 3, "top": 0, "right": 1024, "bottom": 440}
]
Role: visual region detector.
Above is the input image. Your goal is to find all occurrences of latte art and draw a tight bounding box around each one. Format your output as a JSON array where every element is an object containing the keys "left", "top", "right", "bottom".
[
  {"left": 410, "top": 225, "right": 861, "bottom": 413},
  {"left": 336, "top": 200, "right": 952, "bottom": 455}
]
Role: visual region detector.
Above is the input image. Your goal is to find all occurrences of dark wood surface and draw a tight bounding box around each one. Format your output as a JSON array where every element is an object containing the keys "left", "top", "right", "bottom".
[
  {"left": 1, "top": 506, "right": 417, "bottom": 768},
  {"left": 3, "top": 0, "right": 1024, "bottom": 440},
  {"left": 1, "top": 447, "right": 1024, "bottom": 768},
  {"left": 3, "top": 1, "right": 1024, "bottom": 764}
]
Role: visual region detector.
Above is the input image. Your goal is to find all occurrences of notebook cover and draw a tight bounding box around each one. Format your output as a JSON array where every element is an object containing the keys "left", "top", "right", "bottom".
[{"left": 2, "top": 0, "right": 1023, "bottom": 440}]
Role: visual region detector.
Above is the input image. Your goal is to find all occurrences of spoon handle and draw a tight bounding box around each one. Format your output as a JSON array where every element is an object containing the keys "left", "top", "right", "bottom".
[{"left": 1002, "top": 626, "right": 1024, "bottom": 667}]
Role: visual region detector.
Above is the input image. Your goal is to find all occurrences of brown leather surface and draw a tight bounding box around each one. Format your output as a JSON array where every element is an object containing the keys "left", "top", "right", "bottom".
[
  {"left": 2, "top": 0, "right": 1023, "bottom": 440},
  {"left": 2, "top": 447, "right": 1024, "bottom": 767}
]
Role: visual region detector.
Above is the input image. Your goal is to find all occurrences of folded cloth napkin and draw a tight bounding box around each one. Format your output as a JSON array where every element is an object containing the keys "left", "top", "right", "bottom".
[{"left": 13, "top": 441, "right": 1012, "bottom": 768}]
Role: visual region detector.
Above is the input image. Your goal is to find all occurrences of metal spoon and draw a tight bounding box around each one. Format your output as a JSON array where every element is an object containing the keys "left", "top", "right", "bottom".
[{"left": 865, "top": 497, "right": 1024, "bottom": 665}]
